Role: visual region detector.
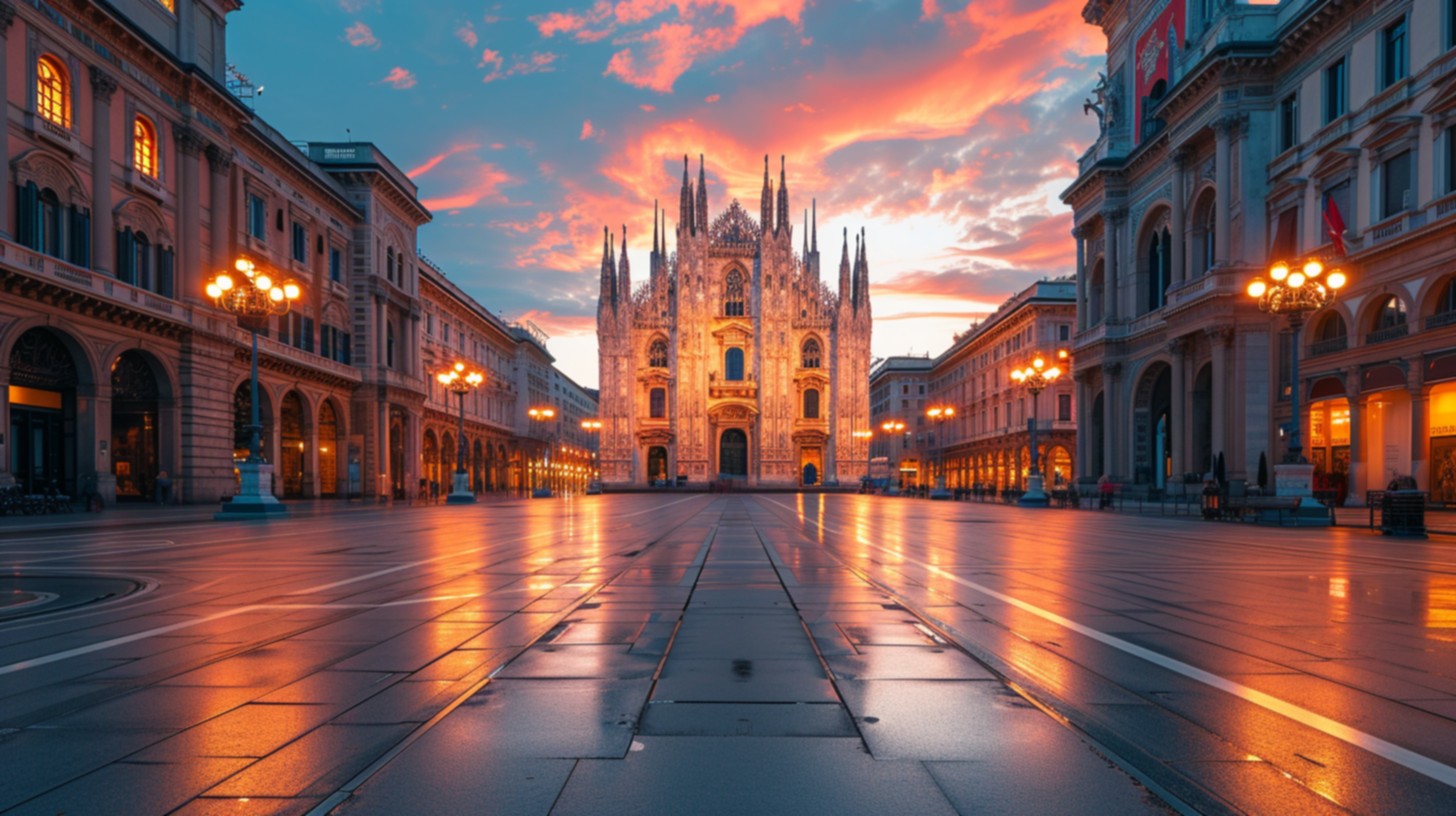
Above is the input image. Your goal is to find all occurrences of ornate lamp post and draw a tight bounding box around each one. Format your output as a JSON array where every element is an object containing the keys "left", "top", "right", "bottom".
[
  {"left": 852, "top": 429, "right": 873, "bottom": 491},
  {"left": 437, "top": 362, "right": 484, "bottom": 504},
  {"left": 881, "top": 419, "right": 905, "bottom": 494},
  {"left": 581, "top": 419, "right": 603, "bottom": 489},
  {"left": 528, "top": 406, "right": 557, "bottom": 498},
  {"left": 1010, "top": 349, "right": 1068, "bottom": 507},
  {"left": 1247, "top": 256, "right": 1348, "bottom": 518},
  {"left": 926, "top": 405, "right": 956, "bottom": 500},
  {"left": 206, "top": 258, "right": 300, "bottom": 519}
]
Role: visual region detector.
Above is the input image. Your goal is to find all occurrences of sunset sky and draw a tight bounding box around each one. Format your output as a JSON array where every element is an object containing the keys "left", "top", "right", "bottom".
[{"left": 231, "top": 0, "right": 1105, "bottom": 389}]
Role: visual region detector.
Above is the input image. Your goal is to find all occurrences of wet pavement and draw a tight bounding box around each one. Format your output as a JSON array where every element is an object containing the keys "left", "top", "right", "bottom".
[{"left": 0, "top": 493, "right": 1453, "bottom": 814}]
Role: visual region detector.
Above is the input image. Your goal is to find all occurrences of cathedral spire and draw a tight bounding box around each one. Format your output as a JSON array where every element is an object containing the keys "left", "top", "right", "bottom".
[
  {"left": 679, "top": 154, "right": 694, "bottom": 237},
  {"left": 853, "top": 228, "right": 865, "bottom": 309},
  {"left": 812, "top": 199, "right": 818, "bottom": 252},
  {"left": 600, "top": 225, "right": 615, "bottom": 312},
  {"left": 838, "top": 226, "right": 851, "bottom": 304},
  {"left": 803, "top": 209, "right": 808, "bottom": 259},
  {"left": 619, "top": 225, "right": 631, "bottom": 307},
  {"left": 696, "top": 154, "right": 708, "bottom": 235},
  {"left": 759, "top": 154, "right": 772, "bottom": 236},
  {"left": 776, "top": 155, "right": 789, "bottom": 235},
  {"left": 652, "top": 199, "right": 659, "bottom": 257}
]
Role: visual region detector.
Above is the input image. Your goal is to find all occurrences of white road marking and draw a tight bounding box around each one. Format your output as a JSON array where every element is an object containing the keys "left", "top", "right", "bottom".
[{"left": 760, "top": 496, "right": 1456, "bottom": 791}]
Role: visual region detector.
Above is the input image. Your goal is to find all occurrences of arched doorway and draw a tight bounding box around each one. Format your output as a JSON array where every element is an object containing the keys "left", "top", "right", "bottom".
[
  {"left": 802, "top": 462, "right": 818, "bottom": 486},
  {"left": 441, "top": 431, "right": 455, "bottom": 496},
  {"left": 110, "top": 351, "right": 164, "bottom": 501},
  {"left": 1045, "top": 445, "right": 1072, "bottom": 488},
  {"left": 318, "top": 401, "right": 340, "bottom": 497},
  {"left": 280, "top": 391, "right": 306, "bottom": 498},
  {"left": 647, "top": 446, "right": 667, "bottom": 485},
  {"left": 1134, "top": 363, "right": 1172, "bottom": 487},
  {"left": 232, "top": 382, "right": 274, "bottom": 464},
  {"left": 473, "top": 439, "right": 485, "bottom": 493},
  {"left": 389, "top": 407, "right": 406, "bottom": 499},
  {"left": 422, "top": 430, "right": 440, "bottom": 496},
  {"left": 8, "top": 328, "right": 81, "bottom": 494},
  {"left": 1190, "top": 364, "right": 1213, "bottom": 475},
  {"left": 719, "top": 429, "right": 747, "bottom": 477}
]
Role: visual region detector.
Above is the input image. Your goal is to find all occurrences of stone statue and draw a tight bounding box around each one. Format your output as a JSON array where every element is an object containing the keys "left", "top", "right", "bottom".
[{"left": 1084, "top": 71, "right": 1111, "bottom": 133}]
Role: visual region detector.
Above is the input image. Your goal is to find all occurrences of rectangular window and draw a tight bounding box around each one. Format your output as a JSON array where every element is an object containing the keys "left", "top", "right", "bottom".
[
  {"left": 247, "top": 195, "right": 266, "bottom": 240},
  {"left": 291, "top": 223, "right": 307, "bottom": 263},
  {"left": 1323, "top": 58, "right": 1346, "bottom": 123},
  {"left": 1278, "top": 93, "right": 1298, "bottom": 152},
  {"left": 1057, "top": 393, "right": 1072, "bottom": 422},
  {"left": 1058, "top": 324, "right": 1070, "bottom": 342},
  {"left": 329, "top": 247, "right": 342, "bottom": 282},
  {"left": 1382, "top": 150, "right": 1412, "bottom": 219},
  {"left": 1322, "top": 180, "right": 1351, "bottom": 244},
  {"left": 1383, "top": 17, "right": 1408, "bottom": 88},
  {"left": 1448, "top": 0, "right": 1456, "bottom": 51}
]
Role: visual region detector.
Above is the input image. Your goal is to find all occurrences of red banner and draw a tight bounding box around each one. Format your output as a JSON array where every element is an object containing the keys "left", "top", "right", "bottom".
[{"left": 1134, "top": 0, "right": 1185, "bottom": 142}]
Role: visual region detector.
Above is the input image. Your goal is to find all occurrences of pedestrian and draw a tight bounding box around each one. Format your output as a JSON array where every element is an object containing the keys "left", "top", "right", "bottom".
[
  {"left": 155, "top": 470, "right": 172, "bottom": 505},
  {"left": 1097, "top": 473, "right": 1114, "bottom": 509}
]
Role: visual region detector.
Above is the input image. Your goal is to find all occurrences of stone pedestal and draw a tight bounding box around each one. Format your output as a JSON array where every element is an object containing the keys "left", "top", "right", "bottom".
[
  {"left": 446, "top": 471, "right": 475, "bottom": 504},
  {"left": 1018, "top": 473, "right": 1050, "bottom": 507},
  {"left": 1273, "top": 461, "right": 1331, "bottom": 525},
  {"left": 215, "top": 461, "right": 287, "bottom": 520},
  {"left": 930, "top": 475, "right": 951, "bottom": 501}
]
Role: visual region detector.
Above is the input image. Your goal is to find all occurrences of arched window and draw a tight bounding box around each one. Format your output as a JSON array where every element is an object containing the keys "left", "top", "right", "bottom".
[
  {"left": 386, "top": 248, "right": 396, "bottom": 283},
  {"left": 133, "top": 116, "right": 157, "bottom": 178},
  {"left": 1375, "top": 296, "right": 1407, "bottom": 330},
  {"left": 1435, "top": 280, "right": 1456, "bottom": 319},
  {"left": 725, "top": 347, "right": 744, "bottom": 381},
  {"left": 724, "top": 269, "right": 745, "bottom": 316},
  {"left": 38, "top": 189, "right": 62, "bottom": 257},
  {"left": 649, "top": 387, "right": 666, "bottom": 418},
  {"left": 648, "top": 339, "right": 668, "bottom": 368},
  {"left": 803, "top": 388, "right": 820, "bottom": 419},
  {"left": 1146, "top": 227, "right": 1170, "bottom": 313},
  {"left": 36, "top": 55, "right": 70, "bottom": 128},
  {"left": 1316, "top": 312, "right": 1347, "bottom": 341},
  {"left": 134, "top": 232, "right": 152, "bottom": 291},
  {"left": 801, "top": 338, "right": 821, "bottom": 368}
]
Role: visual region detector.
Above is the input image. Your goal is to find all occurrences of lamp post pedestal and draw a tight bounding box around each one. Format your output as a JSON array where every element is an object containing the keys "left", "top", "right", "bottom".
[
  {"left": 1018, "top": 473, "right": 1051, "bottom": 506},
  {"left": 930, "top": 475, "right": 951, "bottom": 501},
  {"left": 215, "top": 461, "right": 287, "bottom": 520},
  {"left": 446, "top": 471, "right": 475, "bottom": 504}
]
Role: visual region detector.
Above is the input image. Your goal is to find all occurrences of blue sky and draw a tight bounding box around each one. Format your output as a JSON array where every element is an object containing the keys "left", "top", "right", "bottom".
[{"left": 230, "top": 0, "right": 1103, "bottom": 388}]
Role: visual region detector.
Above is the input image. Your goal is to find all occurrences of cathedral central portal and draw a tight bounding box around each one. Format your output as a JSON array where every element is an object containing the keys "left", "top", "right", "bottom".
[{"left": 596, "top": 154, "right": 872, "bottom": 489}]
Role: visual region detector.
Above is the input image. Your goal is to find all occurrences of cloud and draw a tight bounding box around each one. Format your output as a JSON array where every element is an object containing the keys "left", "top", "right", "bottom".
[
  {"left": 337, "top": 0, "right": 377, "bottom": 11},
  {"left": 344, "top": 21, "right": 379, "bottom": 49},
  {"left": 640, "top": 104, "right": 657, "bottom": 111},
  {"left": 580, "top": 119, "right": 597, "bottom": 140},
  {"left": 599, "top": 1, "right": 809, "bottom": 93},
  {"left": 455, "top": 21, "right": 478, "bottom": 48},
  {"left": 380, "top": 67, "right": 417, "bottom": 89},
  {"left": 419, "top": 159, "right": 513, "bottom": 211},
  {"left": 408, "top": 143, "right": 481, "bottom": 178},
  {"left": 783, "top": 102, "right": 814, "bottom": 114},
  {"left": 704, "top": 93, "right": 720, "bottom": 103},
  {"left": 481, "top": 49, "right": 559, "bottom": 83}
]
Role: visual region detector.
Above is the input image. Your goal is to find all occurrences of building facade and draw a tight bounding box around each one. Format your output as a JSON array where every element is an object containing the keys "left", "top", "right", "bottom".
[
  {"left": 1063, "top": 0, "right": 1456, "bottom": 500},
  {"left": 0, "top": 0, "right": 586, "bottom": 505},
  {"left": 868, "top": 355, "right": 932, "bottom": 489},
  {"left": 596, "top": 156, "right": 873, "bottom": 488}
]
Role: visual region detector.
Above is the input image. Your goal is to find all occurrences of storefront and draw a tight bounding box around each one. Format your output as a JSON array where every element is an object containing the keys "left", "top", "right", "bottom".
[
  {"left": 1307, "top": 377, "right": 1351, "bottom": 504},
  {"left": 1427, "top": 378, "right": 1456, "bottom": 504}
]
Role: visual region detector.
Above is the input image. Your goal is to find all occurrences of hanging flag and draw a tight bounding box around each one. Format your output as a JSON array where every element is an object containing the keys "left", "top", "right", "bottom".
[{"left": 1324, "top": 196, "right": 1347, "bottom": 256}]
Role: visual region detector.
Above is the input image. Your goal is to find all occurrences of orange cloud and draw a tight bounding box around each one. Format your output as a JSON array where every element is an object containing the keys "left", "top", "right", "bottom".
[
  {"left": 344, "top": 21, "right": 378, "bottom": 48},
  {"left": 640, "top": 104, "right": 657, "bottom": 111},
  {"left": 408, "top": 143, "right": 481, "bottom": 178},
  {"left": 580, "top": 119, "right": 596, "bottom": 140},
  {"left": 418, "top": 157, "right": 513, "bottom": 211},
  {"left": 600, "top": 1, "right": 808, "bottom": 92},
  {"left": 380, "top": 67, "right": 416, "bottom": 89}
]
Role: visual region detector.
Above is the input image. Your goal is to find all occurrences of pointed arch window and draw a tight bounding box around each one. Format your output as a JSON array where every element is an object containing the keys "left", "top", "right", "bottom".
[
  {"left": 133, "top": 115, "right": 158, "bottom": 178},
  {"left": 724, "top": 269, "right": 746, "bottom": 316},
  {"left": 725, "top": 347, "right": 745, "bottom": 381},
  {"left": 36, "top": 55, "right": 70, "bottom": 129},
  {"left": 801, "top": 338, "right": 821, "bottom": 369},
  {"left": 648, "top": 339, "right": 668, "bottom": 368},
  {"left": 803, "top": 388, "right": 820, "bottom": 419}
]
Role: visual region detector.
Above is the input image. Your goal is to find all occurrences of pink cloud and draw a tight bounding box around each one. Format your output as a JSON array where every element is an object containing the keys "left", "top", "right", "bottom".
[
  {"left": 455, "top": 22, "right": 478, "bottom": 48},
  {"left": 407, "top": 143, "right": 481, "bottom": 178},
  {"left": 580, "top": 119, "right": 596, "bottom": 140},
  {"left": 344, "top": 21, "right": 378, "bottom": 48},
  {"left": 380, "top": 67, "right": 416, "bottom": 89},
  {"left": 704, "top": 93, "right": 720, "bottom": 103},
  {"left": 420, "top": 162, "right": 513, "bottom": 211},
  {"left": 481, "top": 49, "right": 559, "bottom": 83},
  {"left": 600, "top": 1, "right": 808, "bottom": 93},
  {"left": 783, "top": 102, "right": 814, "bottom": 114},
  {"left": 640, "top": 104, "right": 657, "bottom": 112}
]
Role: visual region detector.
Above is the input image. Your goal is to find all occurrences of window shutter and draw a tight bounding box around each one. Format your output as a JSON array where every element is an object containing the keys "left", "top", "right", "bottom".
[
  {"left": 279, "top": 313, "right": 291, "bottom": 345},
  {"left": 16, "top": 183, "right": 37, "bottom": 249},
  {"left": 69, "top": 207, "right": 91, "bottom": 267},
  {"left": 157, "top": 247, "right": 174, "bottom": 298},
  {"left": 303, "top": 317, "right": 315, "bottom": 353},
  {"left": 116, "top": 229, "right": 136, "bottom": 285}
]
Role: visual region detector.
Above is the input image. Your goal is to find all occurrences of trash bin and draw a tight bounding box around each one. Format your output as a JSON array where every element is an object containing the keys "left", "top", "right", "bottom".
[{"left": 1380, "top": 490, "right": 1427, "bottom": 537}]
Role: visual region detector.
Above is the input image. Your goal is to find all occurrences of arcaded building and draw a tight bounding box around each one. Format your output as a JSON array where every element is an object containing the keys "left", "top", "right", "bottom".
[{"left": 596, "top": 156, "right": 873, "bottom": 488}]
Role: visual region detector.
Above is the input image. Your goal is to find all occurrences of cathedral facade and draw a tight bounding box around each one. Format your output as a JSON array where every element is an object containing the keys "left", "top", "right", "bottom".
[{"left": 596, "top": 156, "right": 873, "bottom": 488}]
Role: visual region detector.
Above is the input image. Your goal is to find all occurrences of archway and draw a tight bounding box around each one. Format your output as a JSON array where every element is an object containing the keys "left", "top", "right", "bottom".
[
  {"left": 441, "top": 431, "right": 455, "bottom": 496},
  {"left": 1133, "top": 363, "right": 1172, "bottom": 487},
  {"left": 233, "top": 381, "right": 274, "bottom": 464},
  {"left": 473, "top": 439, "right": 485, "bottom": 493},
  {"left": 647, "top": 446, "right": 668, "bottom": 484},
  {"left": 802, "top": 461, "right": 818, "bottom": 486},
  {"left": 318, "top": 401, "right": 340, "bottom": 497},
  {"left": 422, "top": 430, "right": 440, "bottom": 496},
  {"left": 9, "top": 328, "right": 81, "bottom": 494},
  {"left": 110, "top": 350, "right": 163, "bottom": 501},
  {"left": 1190, "top": 363, "right": 1213, "bottom": 476},
  {"left": 719, "top": 429, "right": 748, "bottom": 477},
  {"left": 389, "top": 407, "right": 406, "bottom": 499},
  {"left": 279, "top": 391, "right": 306, "bottom": 498},
  {"left": 1045, "top": 445, "right": 1072, "bottom": 488}
]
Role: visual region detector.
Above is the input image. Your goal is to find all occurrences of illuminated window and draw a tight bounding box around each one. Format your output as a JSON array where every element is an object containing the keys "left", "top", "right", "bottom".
[
  {"left": 36, "top": 55, "right": 70, "bottom": 128},
  {"left": 157, "top": 0, "right": 175, "bottom": 11},
  {"left": 133, "top": 116, "right": 157, "bottom": 177}
]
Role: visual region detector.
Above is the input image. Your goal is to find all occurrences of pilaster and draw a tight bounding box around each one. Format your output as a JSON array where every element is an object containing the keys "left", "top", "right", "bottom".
[{"left": 89, "top": 67, "right": 119, "bottom": 275}]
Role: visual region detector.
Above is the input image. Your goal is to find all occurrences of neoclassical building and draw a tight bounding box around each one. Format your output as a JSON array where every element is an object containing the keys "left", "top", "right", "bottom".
[
  {"left": 596, "top": 156, "right": 873, "bottom": 487},
  {"left": 1063, "top": 0, "right": 1456, "bottom": 500}
]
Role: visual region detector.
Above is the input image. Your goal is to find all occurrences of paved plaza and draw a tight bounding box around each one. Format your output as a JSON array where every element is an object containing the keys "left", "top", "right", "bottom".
[{"left": 1, "top": 494, "right": 1454, "bottom": 815}]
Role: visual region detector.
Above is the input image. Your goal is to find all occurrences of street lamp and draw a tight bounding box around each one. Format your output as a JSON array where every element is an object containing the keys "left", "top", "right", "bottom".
[
  {"left": 1247, "top": 256, "right": 1348, "bottom": 518},
  {"left": 528, "top": 406, "right": 557, "bottom": 498},
  {"left": 581, "top": 419, "right": 603, "bottom": 489},
  {"left": 881, "top": 419, "right": 905, "bottom": 494},
  {"left": 926, "top": 405, "right": 955, "bottom": 500},
  {"left": 437, "top": 362, "right": 484, "bottom": 504},
  {"left": 1009, "top": 349, "right": 1068, "bottom": 507},
  {"left": 852, "top": 429, "right": 873, "bottom": 491},
  {"left": 206, "top": 257, "right": 300, "bottom": 520}
]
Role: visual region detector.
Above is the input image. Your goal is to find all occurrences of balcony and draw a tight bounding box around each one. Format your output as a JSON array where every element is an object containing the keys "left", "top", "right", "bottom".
[
  {"left": 1426, "top": 311, "right": 1456, "bottom": 331},
  {"left": 1307, "top": 336, "right": 1348, "bottom": 357},
  {"left": 708, "top": 377, "right": 757, "bottom": 400},
  {"left": 1365, "top": 323, "right": 1409, "bottom": 345}
]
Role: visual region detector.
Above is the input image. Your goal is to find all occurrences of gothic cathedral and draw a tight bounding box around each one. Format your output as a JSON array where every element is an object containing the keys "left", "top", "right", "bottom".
[{"left": 596, "top": 155, "right": 873, "bottom": 488}]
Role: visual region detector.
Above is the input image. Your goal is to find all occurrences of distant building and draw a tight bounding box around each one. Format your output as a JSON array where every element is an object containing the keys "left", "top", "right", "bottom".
[
  {"left": 868, "top": 356, "right": 933, "bottom": 489},
  {"left": 596, "top": 156, "right": 873, "bottom": 487},
  {"left": 1063, "top": 0, "right": 1456, "bottom": 500}
]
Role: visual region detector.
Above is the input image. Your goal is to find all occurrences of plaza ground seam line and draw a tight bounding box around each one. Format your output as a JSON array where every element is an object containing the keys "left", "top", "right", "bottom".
[{"left": 765, "top": 496, "right": 1456, "bottom": 791}]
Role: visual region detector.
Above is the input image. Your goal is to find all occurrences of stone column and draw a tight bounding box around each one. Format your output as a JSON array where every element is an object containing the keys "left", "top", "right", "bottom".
[
  {"left": 1103, "top": 207, "right": 1125, "bottom": 322},
  {"left": 1074, "top": 226, "right": 1088, "bottom": 331},
  {"left": 1214, "top": 116, "right": 1237, "bottom": 267},
  {"left": 88, "top": 67, "right": 118, "bottom": 274},
  {"left": 0, "top": 4, "right": 18, "bottom": 238},
  {"left": 1344, "top": 366, "right": 1364, "bottom": 505},
  {"left": 1104, "top": 361, "right": 1122, "bottom": 480},
  {"left": 1074, "top": 372, "right": 1090, "bottom": 480},
  {"left": 205, "top": 145, "right": 233, "bottom": 274},
  {"left": 1168, "top": 336, "right": 1188, "bottom": 480},
  {"left": 175, "top": 126, "right": 206, "bottom": 301},
  {"left": 1206, "top": 325, "right": 1232, "bottom": 469},
  {"left": 1171, "top": 147, "right": 1189, "bottom": 285}
]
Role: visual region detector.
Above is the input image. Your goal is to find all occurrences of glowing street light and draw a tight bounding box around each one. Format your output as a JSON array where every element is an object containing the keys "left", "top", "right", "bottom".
[
  {"left": 437, "top": 362, "right": 484, "bottom": 504},
  {"left": 1009, "top": 348, "right": 1069, "bottom": 507},
  {"left": 528, "top": 406, "right": 557, "bottom": 498},
  {"left": 925, "top": 405, "right": 956, "bottom": 500}
]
